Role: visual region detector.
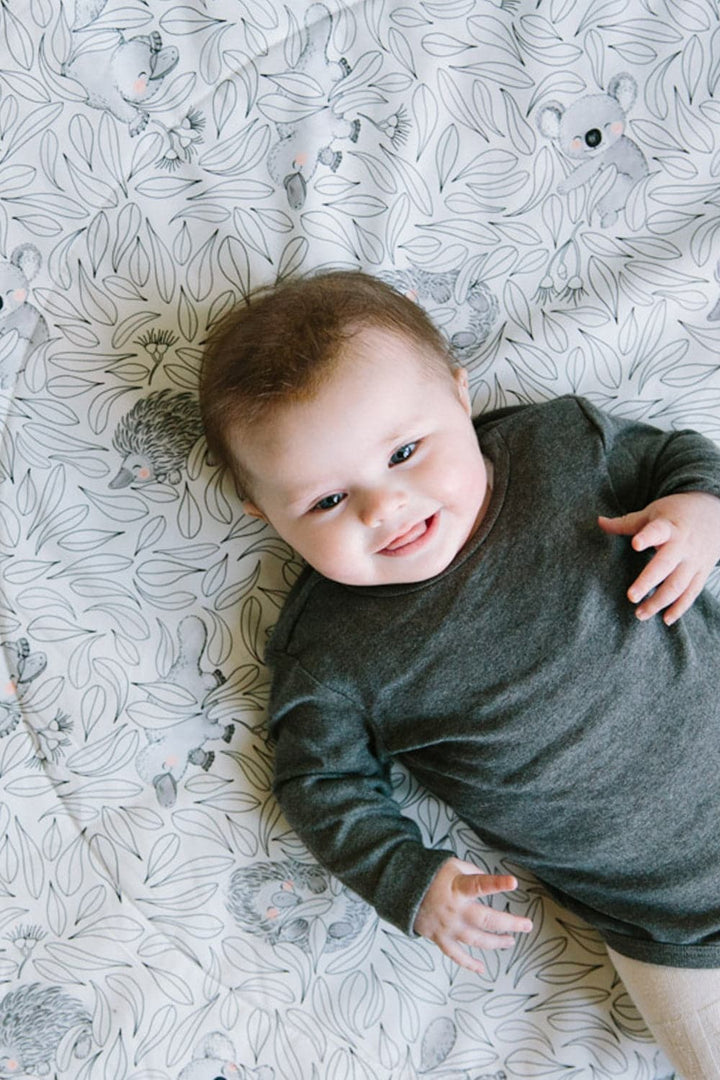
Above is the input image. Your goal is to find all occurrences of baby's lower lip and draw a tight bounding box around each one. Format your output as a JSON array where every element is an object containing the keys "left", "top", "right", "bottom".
[{"left": 379, "top": 514, "right": 438, "bottom": 556}]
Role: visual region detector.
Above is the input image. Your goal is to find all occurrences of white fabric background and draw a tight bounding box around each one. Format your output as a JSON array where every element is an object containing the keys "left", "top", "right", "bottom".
[{"left": 2, "top": 0, "right": 719, "bottom": 1076}]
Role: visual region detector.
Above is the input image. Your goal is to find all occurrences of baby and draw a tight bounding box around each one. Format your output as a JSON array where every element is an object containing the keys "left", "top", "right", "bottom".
[{"left": 200, "top": 269, "right": 720, "bottom": 1079}]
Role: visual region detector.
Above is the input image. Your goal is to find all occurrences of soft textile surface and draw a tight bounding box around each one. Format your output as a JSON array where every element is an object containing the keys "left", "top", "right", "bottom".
[{"left": 4, "top": 0, "right": 720, "bottom": 1076}]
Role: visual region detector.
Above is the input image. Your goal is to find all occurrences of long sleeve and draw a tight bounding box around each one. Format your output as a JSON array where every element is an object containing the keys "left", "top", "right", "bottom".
[
  {"left": 267, "top": 650, "right": 454, "bottom": 934},
  {"left": 576, "top": 397, "right": 720, "bottom": 510}
]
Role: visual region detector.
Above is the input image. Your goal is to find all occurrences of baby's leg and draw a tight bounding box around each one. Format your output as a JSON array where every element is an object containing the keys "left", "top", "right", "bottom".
[{"left": 607, "top": 945, "right": 720, "bottom": 1079}]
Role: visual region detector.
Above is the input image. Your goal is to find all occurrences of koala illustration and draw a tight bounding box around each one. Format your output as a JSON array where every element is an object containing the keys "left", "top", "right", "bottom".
[
  {"left": 62, "top": 0, "right": 179, "bottom": 135},
  {"left": 178, "top": 1033, "right": 274, "bottom": 1080},
  {"left": 133, "top": 616, "right": 231, "bottom": 807},
  {"left": 536, "top": 74, "right": 648, "bottom": 228},
  {"left": 265, "top": 3, "right": 360, "bottom": 208},
  {"left": 226, "top": 858, "right": 371, "bottom": 953},
  {"left": 0, "top": 245, "right": 48, "bottom": 389}
]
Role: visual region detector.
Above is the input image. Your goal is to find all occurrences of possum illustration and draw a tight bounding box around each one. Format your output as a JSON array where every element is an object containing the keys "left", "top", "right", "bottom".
[
  {"left": 0, "top": 984, "right": 92, "bottom": 1077},
  {"left": 62, "top": 1, "right": 178, "bottom": 136},
  {"left": 0, "top": 639, "right": 47, "bottom": 739},
  {"left": 265, "top": 3, "right": 360, "bottom": 208},
  {"left": 110, "top": 389, "right": 204, "bottom": 487},
  {"left": 134, "top": 616, "right": 231, "bottom": 807},
  {"left": 227, "top": 858, "right": 371, "bottom": 952}
]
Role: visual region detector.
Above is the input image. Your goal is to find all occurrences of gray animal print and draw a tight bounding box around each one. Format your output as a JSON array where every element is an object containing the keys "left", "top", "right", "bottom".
[
  {"left": 110, "top": 389, "right": 205, "bottom": 487},
  {"left": 0, "top": 984, "right": 92, "bottom": 1078}
]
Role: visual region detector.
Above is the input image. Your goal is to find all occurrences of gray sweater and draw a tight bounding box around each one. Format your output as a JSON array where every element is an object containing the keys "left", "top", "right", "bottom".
[{"left": 266, "top": 396, "right": 720, "bottom": 967}]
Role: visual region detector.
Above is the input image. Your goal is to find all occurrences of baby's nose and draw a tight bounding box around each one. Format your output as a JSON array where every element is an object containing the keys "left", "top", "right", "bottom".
[{"left": 359, "top": 486, "right": 406, "bottom": 527}]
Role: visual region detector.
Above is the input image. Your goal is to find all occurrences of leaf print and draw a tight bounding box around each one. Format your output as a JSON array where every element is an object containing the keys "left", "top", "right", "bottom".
[
  {"left": 77, "top": 261, "right": 118, "bottom": 324},
  {"left": 666, "top": 0, "right": 711, "bottom": 31},
  {"left": 583, "top": 28, "right": 605, "bottom": 90},
  {"left": 436, "top": 69, "right": 488, "bottom": 141},
  {"left": 643, "top": 51, "right": 677, "bottom": 119},
  {"left": 379, "top": 146, "right": 433, "bottom": 216},
  {"left": 276, "top": 235, "right": 307, "bottom": 281},
  {"left": 412, "top": 82, "right": 438, "bottom": 161},
  {"left": 502, "top": 90, "right": 536, "bottom": 156},
  {"left": 504, "top": 281, "right": 533, "bottom": 338},
  {"left": 69, "top": 113, "right": 93, "bottom": 167},
  {"left": 609, "top": 40, "right": 657, "bottom": 65},
  {"left": 673, "top": 89, "right": 715, "bottom": 157},
  {"left": 15, "top": 817, "right": 45, "bottom": 898},
  {"left": 263, "top": 70, "right": 327, "bottom": 104},
  {"left": 0, "top": 100, "right": 63, "bottom": 163},
  {"left": 212, "top": 79, "right": 237, "bottom": 139},
  {"left": 232, "top": 206, "right": 271, "bottom": 262},
  {"left": 435, "top": 125, "right": 459, "bottom": 192},
  {"left": 111, "top": 202, "right": 142, "bottom": 272},
  {"left": 2, "top": 6, "right": 34, "bottom": 70},
  {"left": 301, "top": 210, "right": 358, "bottom": 257},
  {"left": 144, "top": 217, "right": 175, "bottom": 304},
  {"left": 218, "top": 234, "right": 251, "bottom": 298},
  {"left": 630, "top": 118, "right": 684, "bottom": 153},
  {"left": 575, "top": 0, "right": 627, "bottom": 33},
  {"left": 422, "top": 32, "right": 476, "bottom": 57}
]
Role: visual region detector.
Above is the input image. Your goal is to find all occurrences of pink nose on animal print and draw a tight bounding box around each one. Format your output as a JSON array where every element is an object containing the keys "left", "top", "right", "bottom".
[
  {"left": 3, "top": 681, "right": 16, "bottom": 696},
  {"left": 134, "top": 77, "right": 148, "bottom": 95},
  {"left": 12, "top": 289, "right": 26, "bottom": 304},
  {"left": 293, "top": 152, "right": 308, "bottom": 168}
]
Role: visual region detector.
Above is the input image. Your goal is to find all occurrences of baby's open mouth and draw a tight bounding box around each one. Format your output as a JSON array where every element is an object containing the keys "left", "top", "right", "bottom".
[{"left": 379, "top": 514, "right": 438, "bottom": 555}]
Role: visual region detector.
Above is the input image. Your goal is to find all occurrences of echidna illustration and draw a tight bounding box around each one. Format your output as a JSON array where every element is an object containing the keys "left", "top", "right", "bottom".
[
  {"left": 0, "top": 983, "right": 92, "bottom": 1077},
  {"left": 227, "top": 858, "right": 371, "bottom": 952},
  {"left": 110, "top": 389, "right": 204, "bottom": 487}
]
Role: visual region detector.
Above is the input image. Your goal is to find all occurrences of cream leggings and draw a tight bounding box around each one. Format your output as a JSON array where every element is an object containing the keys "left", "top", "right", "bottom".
[{"left": 608, "top": 946, "right": 720, "bottom": 1079}]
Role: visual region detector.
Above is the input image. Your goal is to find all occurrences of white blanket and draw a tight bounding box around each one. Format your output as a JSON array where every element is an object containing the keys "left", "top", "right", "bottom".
[{"left": 4, "top": 0, "right": 718, "bottom": 1075}]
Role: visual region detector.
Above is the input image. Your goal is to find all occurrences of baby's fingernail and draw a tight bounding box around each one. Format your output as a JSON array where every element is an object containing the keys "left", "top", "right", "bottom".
[{"left": 522, "top": 920, "right": 533, "bottom": 932}]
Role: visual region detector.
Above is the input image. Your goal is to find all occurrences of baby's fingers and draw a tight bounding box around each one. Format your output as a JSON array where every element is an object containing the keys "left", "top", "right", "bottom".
[
  {"left": 637, "top": 568, "right": 705, "bottom": 625},
  {"left": 629, "top": 517, "right": 674, "bottom": 553},
  {"left": 454, "top": 872, "right": 518, "bottom": 899}
]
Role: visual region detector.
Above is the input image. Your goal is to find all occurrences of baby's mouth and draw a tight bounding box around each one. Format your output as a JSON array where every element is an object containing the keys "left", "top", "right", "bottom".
[
  {"left": 384, "top": 520, "right": 428, "bottom": 550},
  {"left": 379, "top": 514, "right": 438, "bottom": 555}
]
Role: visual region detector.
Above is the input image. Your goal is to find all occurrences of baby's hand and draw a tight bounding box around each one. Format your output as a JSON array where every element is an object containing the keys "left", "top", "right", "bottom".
[
  {"left": 598, "top": 491, "right": 720, "bottom": 625},
  {"left": 413, "top": 857, "right": 532, "bottom": 974}
]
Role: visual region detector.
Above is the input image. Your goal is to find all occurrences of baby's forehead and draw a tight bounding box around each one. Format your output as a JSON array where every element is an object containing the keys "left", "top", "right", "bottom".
[{"left": 341, "top": 322, "right": 451, "bottom": 377}]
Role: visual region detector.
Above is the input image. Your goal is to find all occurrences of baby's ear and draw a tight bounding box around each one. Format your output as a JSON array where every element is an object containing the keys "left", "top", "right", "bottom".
[
  {"left": 242, "top": 499, "right": 267, "bottom": 521},
  {"left": 453, "top": 365, "right": 472, "bottom": 414}
]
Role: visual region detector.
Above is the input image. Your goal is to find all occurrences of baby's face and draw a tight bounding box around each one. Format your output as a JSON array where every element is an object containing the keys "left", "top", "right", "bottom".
[{"left": 238, "top": 327, "right": 490, "bottom": 586}]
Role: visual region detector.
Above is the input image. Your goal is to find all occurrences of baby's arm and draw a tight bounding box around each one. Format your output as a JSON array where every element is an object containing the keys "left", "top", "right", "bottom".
[
  {"left": 598, "top": 490, "right": 720, "bottom": 624},
  {"left": 414, "top": 858, "right": 533, "bottom": 974}
]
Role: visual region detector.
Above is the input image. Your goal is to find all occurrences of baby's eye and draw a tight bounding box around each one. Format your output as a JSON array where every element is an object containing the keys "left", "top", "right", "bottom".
[
  {"left": 311, "top": 492, "right": 346, "bottom": 512},
  {"left": 389, "top": 442, "right": 417, "bottom": 466}
]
